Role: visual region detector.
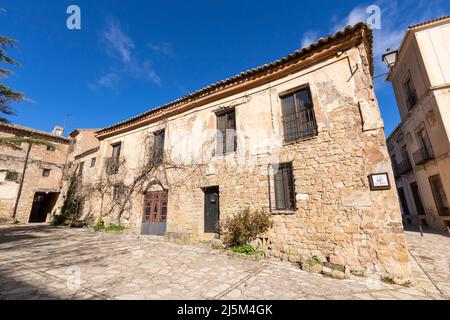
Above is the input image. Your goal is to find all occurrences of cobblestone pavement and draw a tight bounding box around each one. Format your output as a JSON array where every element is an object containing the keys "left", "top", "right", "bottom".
[
  {"left": 404, "top": 230, "right": 450, "bottom": 299},
  {"left": 0, "top": 224, "right": 448, "bottom": 300}
]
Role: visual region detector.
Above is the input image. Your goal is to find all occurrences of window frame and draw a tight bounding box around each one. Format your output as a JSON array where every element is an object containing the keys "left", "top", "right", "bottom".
[
  {"left": 42, "top": 169, "right": 51, "bottom": 177},
  {"left": 112, "top": 184, "right": 124, "bottom": 201},
  {"left": 429, "top": 175, "right": 450, "bottom": 216},
  {"left": 216, "top": 108, "right": 237, "bottom": 156},
  {"left": 79, "top": 161, "right": 85, "bottom": 176},
  {"left": 272, "top": 162, "right": 296, "bottom": 211},
  {"left": 90, "top": 157, "right": 96, "bottom": 168},
  {"left": 280, "top": 86, "right": 318, "bottom": 143},
  {"left": 111, "top": 142, "right": 122, "bottom": 159},
  {"left": 403, "top": 75, "right": 418, "bottom": 111},
  {"left": 5, "top": 171, "right": 19, "bottom": 182},
  {"left": 152, "top": 129, "right": 165, "bottom": 163}
]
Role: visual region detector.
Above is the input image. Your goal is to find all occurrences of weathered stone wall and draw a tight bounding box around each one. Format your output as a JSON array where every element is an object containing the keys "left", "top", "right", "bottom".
[
  {"left": 87, "top": 40, "right": 410, "bottom": 280},
  {"left": 387, "top": 19, "right": 450, "bottom": 231},
  {"left": 0, "top": 130, "right": 69, "bottom": 222}
]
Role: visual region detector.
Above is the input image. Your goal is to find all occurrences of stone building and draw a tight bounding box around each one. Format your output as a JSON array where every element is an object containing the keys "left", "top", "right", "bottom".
[
  {"left": 60, "top": 23, "right": 410, "bottom": 279},
  {"left": 386, "top": 15, "right": 450, "bottom": 231},
  {"left": 53, "top": 129, "right": 100, "bottom": 222},
  {"left": 0, "top": 122, "right": 69, "bottom": 223}
]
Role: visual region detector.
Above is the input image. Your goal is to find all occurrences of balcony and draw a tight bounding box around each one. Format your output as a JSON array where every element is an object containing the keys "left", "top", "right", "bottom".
[
  {"left": 105, "top": 157, "right": 120, "bottom": 175},
  {"left": 394, "top": 160, "right": 413, "bottom": 178},
  {"left": 412, "top": 146, "right": 434, "bottom": 166}
]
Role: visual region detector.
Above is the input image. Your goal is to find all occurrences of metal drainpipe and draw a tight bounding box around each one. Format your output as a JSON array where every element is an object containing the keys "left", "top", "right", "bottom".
[{"left": 12, "top": 142, "right": 32, "bottom": 220}]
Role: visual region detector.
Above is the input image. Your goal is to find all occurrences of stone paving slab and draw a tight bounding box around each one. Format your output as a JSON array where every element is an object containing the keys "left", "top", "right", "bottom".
[{"left": 0, "top": 224, "right": 448, "bottom": 300}]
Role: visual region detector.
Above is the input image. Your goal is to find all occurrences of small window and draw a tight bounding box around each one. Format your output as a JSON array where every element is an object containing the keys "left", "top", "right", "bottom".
[
  {"left": 404, "top": 77, "right": 418, "bottom": 110},
  {"left": 273, "top": 163, "right": 296, "bottom": 211},
  {"left": 5, "top": 171, "right": 19, "bottom": 182},
  {"left": 281, "top": 87, "right": 317, "bottom": 142},
  {"left": 113, "top": 184, "right": 123, "bottom": 201},
  {"left": 90, "top": 157, "right": 96, "bottom": 168},
  {"left": 42, "top": 169, "right": 51, "bottom": 177},
  {"left": 112, "top": 142, "right": 122, "bottom": 159},
  {"left": 47, "top": 145, "right": 56, "bottom": 152},
  {"left": 153, "top": 130, "right": 165, "bottom": 163},
  {"left": 429, "top": 175, "right": 449, "bottom": 216},
  {"left": 216, "top": 109, "right": 237, "bottom": 155},
  {"left": 79, "top": 162, "right": 84, "bottom": 176}
]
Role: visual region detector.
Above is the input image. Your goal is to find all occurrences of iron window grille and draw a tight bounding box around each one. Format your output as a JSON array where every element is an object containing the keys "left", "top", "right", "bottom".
[
  {"left": 281, "top": 87, "right": 317, "bottom": 143},
  {"left": 5, "top": 171, "right": 19, "bottom": 182},
  {"left": 273, "top": 163, "right": 296, "bottom": 211},
  {"left": 429, "top": 175, "right": 450, "bottom": 216}
]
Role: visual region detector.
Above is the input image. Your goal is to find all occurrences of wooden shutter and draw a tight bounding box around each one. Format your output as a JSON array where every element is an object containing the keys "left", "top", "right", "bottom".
[
  {"left": 217, "top": 113, "right": 226, "bottom": 155},
  {"left": 274, "top": 163, "right": 295, "bottom": 210}
]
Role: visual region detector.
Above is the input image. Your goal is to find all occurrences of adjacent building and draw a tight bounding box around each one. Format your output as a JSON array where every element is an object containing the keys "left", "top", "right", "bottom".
[
  {"left": 386, "top": 15, "right": 450, "bottom": 230},
  {"left": 58, "top": 23, "right": 410, "bottom": 279},
  {"left": 0, "top": 122, "right": 69, "bottom": 223}
]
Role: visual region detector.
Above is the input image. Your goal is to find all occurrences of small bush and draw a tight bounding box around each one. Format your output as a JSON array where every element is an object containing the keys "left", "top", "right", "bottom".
[
  {"left": 92, "top": 219, "right": 105, "bottom": 231},
  {"left": 51, "top": 214, "right": 65, "bottom": 226},
  {"left": 105, "top": 224, "right": 126, "bottom": 232},
  {"left": 232, "top": 244, "right": 256, "bottom": 255},
  {"left": 306, "top": 256, "right": 321, "bottom": 267},
  {"left": 381, "top": 276, "right": 396, "bottom": 285},
  {"left": 220, "top": 208, "right": 273, "bottom": 248}
]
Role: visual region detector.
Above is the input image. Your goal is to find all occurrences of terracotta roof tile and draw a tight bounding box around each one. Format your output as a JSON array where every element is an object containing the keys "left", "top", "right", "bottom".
[
  {"left": 408, "top": 14, "right": 450, "bottom": 29},
  {"left": 0, "top": 122, "right": 70, "bottom": 143},
  {"left": 97, "top": 23, "right": 373, "bottom": 136}
]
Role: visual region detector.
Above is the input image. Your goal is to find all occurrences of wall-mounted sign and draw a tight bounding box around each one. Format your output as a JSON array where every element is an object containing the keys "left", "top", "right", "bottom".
[{"left": 369, "top": 173, "right": 391, "bottom": 191}]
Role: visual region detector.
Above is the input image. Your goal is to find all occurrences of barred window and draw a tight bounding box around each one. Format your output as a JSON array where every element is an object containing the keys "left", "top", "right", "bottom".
[
  {"left": 281, "top": 87, "right": 317, "bottom": 142},
  {"left": 273, "top": 163, "right": 296, "bottom": 211},
  {"left": 113, "top": 184, "right": 124, "bottom": 201},
  {"left": 429, "top": 175, "right": 449, "bottom": 216},
  {"left": 5, "top": 171, "right": 19, "bottom": 182}
]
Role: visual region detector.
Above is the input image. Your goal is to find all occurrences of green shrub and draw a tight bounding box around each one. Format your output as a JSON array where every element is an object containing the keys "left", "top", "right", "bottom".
[
  {"left": 306, "top": 256, "right": 321, "bottom": 267},
  {"left": 220, "top": 208, "right": 273, "bottom": 248},
  {"left": 105, "top": 224, "right": 126, "bottom": 232},
  {"left": 92, "top": 219, "right": 105, "bottom": 231},
  {"left": 232, "top": 244, "right": 256, "bottom": 255}
]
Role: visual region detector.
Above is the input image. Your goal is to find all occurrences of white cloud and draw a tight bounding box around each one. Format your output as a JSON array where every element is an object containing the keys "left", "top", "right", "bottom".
[
  {"left": 98, "top": 72, "right": 120, "bottom": 88},
  {"left": 300, "top": 31, "right": 319, "bottom": 48},
  {"left": 148, "top": 42, "right": 173, "bottom": 56},
  {"left": 93, "top": 18, "right": 162, "bottom": 90},
  {"left": 103, "top": 19, "right": 135, "bottom": 64},
  {"left": 333, "top": 6, "right": 368, "bottom": 32}
]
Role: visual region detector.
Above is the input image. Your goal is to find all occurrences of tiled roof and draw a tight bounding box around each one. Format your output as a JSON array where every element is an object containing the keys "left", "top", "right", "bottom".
[
  {"left": 96, "top": 23, "right": 373, "bottom": 137},
  {"left": 0, "top": 122, "right": 70, "bottom": 143},
  {"left": 408, "top": 14, "right": 450, "bottom": 29}
]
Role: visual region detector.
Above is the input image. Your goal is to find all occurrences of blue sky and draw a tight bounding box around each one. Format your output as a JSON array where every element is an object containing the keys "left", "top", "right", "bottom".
[{"left": 1, "top": 0, "right": 449, "bottom": 136}]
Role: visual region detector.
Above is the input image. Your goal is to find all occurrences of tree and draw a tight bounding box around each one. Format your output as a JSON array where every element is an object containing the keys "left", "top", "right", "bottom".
[{"left": 0, "top": 35, "right": 24, "bottom": 122}]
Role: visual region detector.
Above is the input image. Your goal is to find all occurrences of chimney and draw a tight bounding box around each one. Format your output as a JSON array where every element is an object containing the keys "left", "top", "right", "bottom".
[{"left": 52, "top": 125, "right": 64, "bottom": 137}]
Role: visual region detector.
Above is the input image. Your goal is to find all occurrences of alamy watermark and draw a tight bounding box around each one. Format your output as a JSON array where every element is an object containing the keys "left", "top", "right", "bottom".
[
  {"left": 367, "top": 5, "right": 381, "bottom": 30},
  {"left": 66, "top": 5, "right": 81, "bottom": 30}
]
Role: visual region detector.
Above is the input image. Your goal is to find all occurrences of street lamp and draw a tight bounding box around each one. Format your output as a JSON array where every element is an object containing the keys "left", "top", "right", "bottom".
[{"left": 382, "top": 49, "right": 398, "bottom": 69}]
